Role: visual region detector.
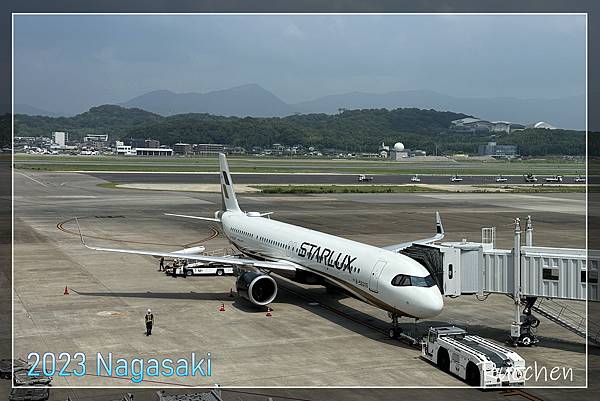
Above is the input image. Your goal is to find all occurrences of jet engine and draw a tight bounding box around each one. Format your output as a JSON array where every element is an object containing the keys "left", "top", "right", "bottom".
[{"left": 236, "top": 271, "right": 278, "bottom": 306}]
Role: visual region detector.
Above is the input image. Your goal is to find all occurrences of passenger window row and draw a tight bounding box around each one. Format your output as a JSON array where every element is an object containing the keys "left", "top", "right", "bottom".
[
  {"left": 232, "top": 227, "right": 254, "bottom": 238},
  {"left": 231, "top": 227, "right": 298, "bottom": 252},
  {"left": 256, "top": 235, "right": 295, "bottom": 251}
]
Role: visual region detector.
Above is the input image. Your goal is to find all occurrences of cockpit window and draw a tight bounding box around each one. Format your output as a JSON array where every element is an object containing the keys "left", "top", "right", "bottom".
[
  {"left": 391, "top": 274, "right": 411, "bottom": 286},
  {"left": 392, "top": 274, "right": 436, "bottom": 287},
  {"left": 411, "top": 275, "right": 436, "bottom": 287}
]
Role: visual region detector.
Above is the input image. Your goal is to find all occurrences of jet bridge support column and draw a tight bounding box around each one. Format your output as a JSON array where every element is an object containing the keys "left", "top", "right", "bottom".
[
  {"left": 510, "top": 218, "right": 523, "bottom": 344},
  {"left": 525, "top": 215, "right": 533, "bottom": 247}
]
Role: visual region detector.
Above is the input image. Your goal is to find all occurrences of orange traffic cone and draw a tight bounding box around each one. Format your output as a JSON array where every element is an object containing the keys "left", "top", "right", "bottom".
[
  {"left": 219, "top": 303, "right": 225, "bottom": 312},
  {"left": 63, "top": 286, "right": 69, "bottom": 295},
  {"left": 266, "top": 307, "right": 272, "bottom": 317}
]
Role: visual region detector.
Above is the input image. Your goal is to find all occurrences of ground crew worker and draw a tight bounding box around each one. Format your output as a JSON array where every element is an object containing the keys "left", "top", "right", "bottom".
[
  {"left": 159, "top": 257, "right": 164, "bottom": 271},
  {"left": 145, "top": 309, "right": 154, "bottom": 336}
]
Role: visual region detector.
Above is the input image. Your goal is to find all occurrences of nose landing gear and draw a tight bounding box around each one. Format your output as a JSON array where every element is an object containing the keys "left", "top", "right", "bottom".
[
  {"left": 388, "top": 313, "right": 402, "bottom": 339},
  {"left": 388, "top": 313, "right": 422, "bottom": 347}
]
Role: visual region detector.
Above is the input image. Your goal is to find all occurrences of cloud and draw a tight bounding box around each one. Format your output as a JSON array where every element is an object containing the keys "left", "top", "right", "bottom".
[{"left": 13, "top": 14, "right": 586, "bottom": 115}]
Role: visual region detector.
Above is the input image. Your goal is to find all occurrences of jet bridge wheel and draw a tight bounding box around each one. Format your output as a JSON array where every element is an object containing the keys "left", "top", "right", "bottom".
[
  {"left": 528, "top": 316, "right": 540, "bottom": 328},
  {"left": 519, "top": 333, "right": 534, "bottom": 347}
]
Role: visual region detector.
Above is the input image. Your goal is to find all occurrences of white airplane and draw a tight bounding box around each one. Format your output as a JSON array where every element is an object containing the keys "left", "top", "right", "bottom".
[{"left": 78, "top": 154, "right": 445, "bottom": 338}]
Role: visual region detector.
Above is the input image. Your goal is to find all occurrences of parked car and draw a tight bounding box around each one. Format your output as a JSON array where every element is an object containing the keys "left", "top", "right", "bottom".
[
  {"left": 13, "top": 369, "right": 52, "bottom": 386},
  {"left": 9, "top": 387, "right": 49, "bottom": 401},
  {"left": 0, "top": 358, "right": 31, "bottom": 379}
]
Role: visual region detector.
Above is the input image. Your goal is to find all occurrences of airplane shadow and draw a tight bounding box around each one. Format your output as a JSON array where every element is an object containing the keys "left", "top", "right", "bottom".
[
  {"left": 72, "top": 289, "right": 231, "bottom": 301},
  {"left": 72, "top": 288, "right": 264, "bottom": 313},
  {"left": 70, "top": 282, "right": 413, "bottom": 350}
]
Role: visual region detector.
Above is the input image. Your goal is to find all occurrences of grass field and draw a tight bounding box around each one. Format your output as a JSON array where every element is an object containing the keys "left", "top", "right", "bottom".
[
  {"left": 94, "top": 183, "right": 584, "bottom": 194},
  {"left": 254, "top": 184, "right": 586, "bottom": 194},
  {"left": 252, "top": 185, "right": 450, "bottom": 193}
]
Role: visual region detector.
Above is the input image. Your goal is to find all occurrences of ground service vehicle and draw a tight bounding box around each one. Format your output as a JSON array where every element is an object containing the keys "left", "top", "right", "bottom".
[
  {"left": 450, "top": 175, "right": 463, "bottom": 182},
  {"left": 166, "top": 261, "right": 233, "bottom": 277},
  {"left": 496, "top": 175, "right": 508, "bottom": 183},
  {"left": 422, "top": 326, "right": 526, "bottom": 387},
  {"left": 524, "top": 173, "right": 537, "bottom": 183},
  {"left": 411, "top": 175, "right": 421, "bottom": 183},
  {"left": 545, "top": 175, "right": 563, "bottom": 183},
  {"left": 357, "top": 174, "right": 374, "bottom": 182}
]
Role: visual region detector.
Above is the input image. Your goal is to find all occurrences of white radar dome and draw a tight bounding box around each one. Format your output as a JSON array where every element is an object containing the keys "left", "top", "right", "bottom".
[{"left": 394, "top": 142, "right": 405, "bottom": 151}]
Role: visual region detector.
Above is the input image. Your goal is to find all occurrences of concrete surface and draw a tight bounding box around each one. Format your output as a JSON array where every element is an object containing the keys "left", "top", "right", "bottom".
[{"left": 7, "top": 169, "right": 597, "bottom": 400}]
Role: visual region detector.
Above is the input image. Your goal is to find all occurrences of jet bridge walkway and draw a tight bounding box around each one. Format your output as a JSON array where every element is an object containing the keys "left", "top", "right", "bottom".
[{"left": 403, "top": 216, "right": 598, "bottom": 346}]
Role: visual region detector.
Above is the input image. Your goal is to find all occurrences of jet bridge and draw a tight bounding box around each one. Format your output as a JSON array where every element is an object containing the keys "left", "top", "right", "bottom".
[{"left": 401, "top": 216, "right": 597, "bottom": 346}]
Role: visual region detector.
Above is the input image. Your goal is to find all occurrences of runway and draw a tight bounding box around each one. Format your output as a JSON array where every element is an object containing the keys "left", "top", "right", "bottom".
[
  {"left": 10, "top": 169, "right": 592, "bottom": 398},
  {"left": 87, "top": 172, "right": 586, "bottom": 186}
]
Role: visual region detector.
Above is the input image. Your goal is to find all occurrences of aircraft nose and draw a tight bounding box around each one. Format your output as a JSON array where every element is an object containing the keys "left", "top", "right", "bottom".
[{"left": 419, "top": 287, "right": 444, "bottom": 318}]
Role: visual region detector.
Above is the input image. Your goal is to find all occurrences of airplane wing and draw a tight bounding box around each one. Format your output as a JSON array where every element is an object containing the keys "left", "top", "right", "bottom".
[
  {"left": 381, "top": 211, "right": 444, "bottom": 253},
  {"left": 164, "top": 213, "right": 221, "bottom": 222},
  {"left": 75, "top": 218, "right": 298, "bottom": 272}
]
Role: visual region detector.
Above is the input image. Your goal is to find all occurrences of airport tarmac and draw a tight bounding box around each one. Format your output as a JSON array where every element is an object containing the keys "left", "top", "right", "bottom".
[{"left": 10, "top": 169, "right": 595, "bottom": 399}]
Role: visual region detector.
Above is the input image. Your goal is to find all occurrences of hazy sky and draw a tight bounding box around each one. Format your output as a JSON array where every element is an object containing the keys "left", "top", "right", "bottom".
[{"left": 14, "top": 14, "right": 586, "bottom": 115}]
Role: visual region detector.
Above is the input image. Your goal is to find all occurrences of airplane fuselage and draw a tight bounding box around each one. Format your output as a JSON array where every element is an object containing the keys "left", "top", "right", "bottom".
[{"left": 221, "top": 210, "right": 444, "bottom": 319}]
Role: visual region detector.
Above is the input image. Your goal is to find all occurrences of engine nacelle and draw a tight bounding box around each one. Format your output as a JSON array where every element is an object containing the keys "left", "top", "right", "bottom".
[{"left": 236, "top": 271, "right": 278, "bottom": 306}]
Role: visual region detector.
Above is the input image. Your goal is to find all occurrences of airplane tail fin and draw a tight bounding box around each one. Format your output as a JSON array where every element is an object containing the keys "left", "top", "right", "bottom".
[
  {"left": 435, "top": 211, "right": 444, "bottom": 237},
  {"left": 219, "top": 153, "right": 241, "bottom": 212}
]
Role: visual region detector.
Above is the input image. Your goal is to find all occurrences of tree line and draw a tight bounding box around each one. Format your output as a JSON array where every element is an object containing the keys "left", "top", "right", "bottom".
[{"left": 9, "top": 105, "right": 586, "bottom": 155}]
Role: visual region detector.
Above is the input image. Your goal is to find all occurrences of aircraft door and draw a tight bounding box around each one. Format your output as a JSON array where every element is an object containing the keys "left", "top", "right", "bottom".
[{"left": 368, "top": 259, "right": 387, "bottom": 293}]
